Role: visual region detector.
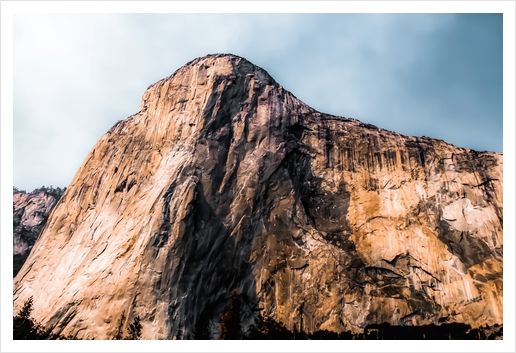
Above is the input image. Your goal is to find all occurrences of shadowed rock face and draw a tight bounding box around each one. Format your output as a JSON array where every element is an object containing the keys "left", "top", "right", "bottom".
[
  {"left": 13, "top": 188, "right": 63, "bottom": 277},
  {"left": 13, "top": 54, "right": 502, "bottom": 339}
]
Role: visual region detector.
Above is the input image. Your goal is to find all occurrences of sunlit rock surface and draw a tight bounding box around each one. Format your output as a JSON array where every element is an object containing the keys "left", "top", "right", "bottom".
[
  {"left": 13, "top": 188, "right": 63, "bottom": 277},
  {"left": 13, "top": 54, "right": 502, "bottom": 339}
]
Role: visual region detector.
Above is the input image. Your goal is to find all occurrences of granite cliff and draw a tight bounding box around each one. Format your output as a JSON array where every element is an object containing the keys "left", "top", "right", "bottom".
[
  {"left": 13, "top": 187, "right": 64, "bottom": 277},
  {"left": 13, "top": 54, "right": 503, "bottom": 339}
]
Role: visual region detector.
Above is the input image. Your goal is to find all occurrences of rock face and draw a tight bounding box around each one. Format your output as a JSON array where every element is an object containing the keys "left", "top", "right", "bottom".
[
  {"left": 13, "top": 187, "right": 63, "bottom": 277},
  {"left": 13, "top": 54, "right": 503, "bottom": 339}
]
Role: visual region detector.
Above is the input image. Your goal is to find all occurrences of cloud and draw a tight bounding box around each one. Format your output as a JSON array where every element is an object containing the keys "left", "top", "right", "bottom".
[{"left": 13, "top": 13, "right": 503, "bottom": 191}]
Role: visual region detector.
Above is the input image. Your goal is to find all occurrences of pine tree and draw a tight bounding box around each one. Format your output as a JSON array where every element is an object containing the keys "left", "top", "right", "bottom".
[
  {"left": 13, "top": 296, "right": 54, "bottom": 339},
  {"left": 125, "top": 315, "right": 142, "bottom": 340},
  {"left": 13, "top": 296, "right": 36, "bottom": 339},
  {"left": 218, "top": 289, "right": 242, "bottom": 340}
]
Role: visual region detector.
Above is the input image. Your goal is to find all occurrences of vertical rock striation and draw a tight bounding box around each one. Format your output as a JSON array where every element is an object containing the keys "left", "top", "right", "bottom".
[{"left": 13, "top": 54, "right": 502, "bottom": 339}]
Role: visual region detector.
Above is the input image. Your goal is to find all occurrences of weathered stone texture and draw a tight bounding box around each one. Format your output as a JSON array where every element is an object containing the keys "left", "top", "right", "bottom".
[
  {"left": 13, "top": 188, "right": 63, "bottom": 277},
  {"left": 13, "top": 54, "right": 502, "bottom": 339}
]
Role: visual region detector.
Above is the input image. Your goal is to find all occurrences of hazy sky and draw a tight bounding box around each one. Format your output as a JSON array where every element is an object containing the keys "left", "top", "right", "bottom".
[
  {"left": 13, "top": 13, "right": 503, "bottom": 191},
  {"left": 4, "top": 4, "right": 516, "bottom": 352}
]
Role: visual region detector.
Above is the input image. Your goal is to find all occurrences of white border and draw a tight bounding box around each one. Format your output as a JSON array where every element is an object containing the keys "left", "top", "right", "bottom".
[
  {"left": 2, "top": 1, "right": 514, "bottom": 352},
  {"left": 0, "top": 1, "right": 514, "bottom": 14}
]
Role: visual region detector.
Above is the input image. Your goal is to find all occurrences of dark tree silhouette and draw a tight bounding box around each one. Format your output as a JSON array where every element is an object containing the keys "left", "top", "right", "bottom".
[
  {"left": 14, "top": 297, "right": 144, "bottom": 340},
  {"left": 125, "top": 315, "right": 142, "bottom": 340},
  {"left": 218, "top": 289, "right": 242, "bottom": 340},
  {"left": 194, "top": 309, "right": 211, "bottom": 340},
  {"left": 243, "top": 313, "right": 293, "bottom": 340},
  {"left": 13, "top": 296, "right": 56, "bottom": 340},
  {"left": 13, "top": 296, "right": 37, "bottom": 339}
]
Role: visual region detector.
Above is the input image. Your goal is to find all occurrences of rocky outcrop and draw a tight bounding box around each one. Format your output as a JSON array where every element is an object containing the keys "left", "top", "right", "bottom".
[
  {"left": 13, "top": 54, "right": 502, "bottom": 339},
  {"left": 13, "top": 187, "right": 64, "bottom": 277}
]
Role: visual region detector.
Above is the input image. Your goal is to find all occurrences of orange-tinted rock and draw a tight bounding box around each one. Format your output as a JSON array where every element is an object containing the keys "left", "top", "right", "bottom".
[{"left": 13, "top": 54, "right": 502, "bottom": 339}]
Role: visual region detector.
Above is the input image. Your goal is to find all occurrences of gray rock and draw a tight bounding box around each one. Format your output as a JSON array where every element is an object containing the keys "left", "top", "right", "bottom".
[{"left": 13, "top": 187, "right": 64, "bottom": 277}]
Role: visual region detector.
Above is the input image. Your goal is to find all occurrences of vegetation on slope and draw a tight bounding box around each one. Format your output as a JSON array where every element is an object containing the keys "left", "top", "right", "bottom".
[
  {"left": 13, "top": 297, "right": 142, "bottom": 340},
  {"left": 12, "top": 285, "right": 502, "bottom": 340}
]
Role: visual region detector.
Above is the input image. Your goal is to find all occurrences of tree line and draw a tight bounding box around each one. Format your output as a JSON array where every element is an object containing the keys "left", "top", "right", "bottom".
[
  {"left": 14, "top": 291, "right": 502, "bottom": 340},
  {"left": 214, "top": 289, "right": 502, "bottom": 340},
  {"left": 13, "top": 185, "right": 67, "bottom": 199},
  {"left": 13, "top": 297, "right": 141, "bottom": 340}
]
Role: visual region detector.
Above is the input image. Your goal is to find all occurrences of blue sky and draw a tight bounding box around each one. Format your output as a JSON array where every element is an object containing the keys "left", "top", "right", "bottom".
[
  {"left": 13, "top": 13, "right": 503, "bottom": 191},
  {"left": 3, "top": 3, "right": 516, "bottom": 352}
]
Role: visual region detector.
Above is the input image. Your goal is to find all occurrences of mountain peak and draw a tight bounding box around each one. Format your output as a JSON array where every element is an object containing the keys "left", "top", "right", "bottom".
[
  {"left": 145, "top": 53, "right": 275, "bottom": 94},
  {"left": 14, "top": 55, "right": 503, "bottom": 339}
]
